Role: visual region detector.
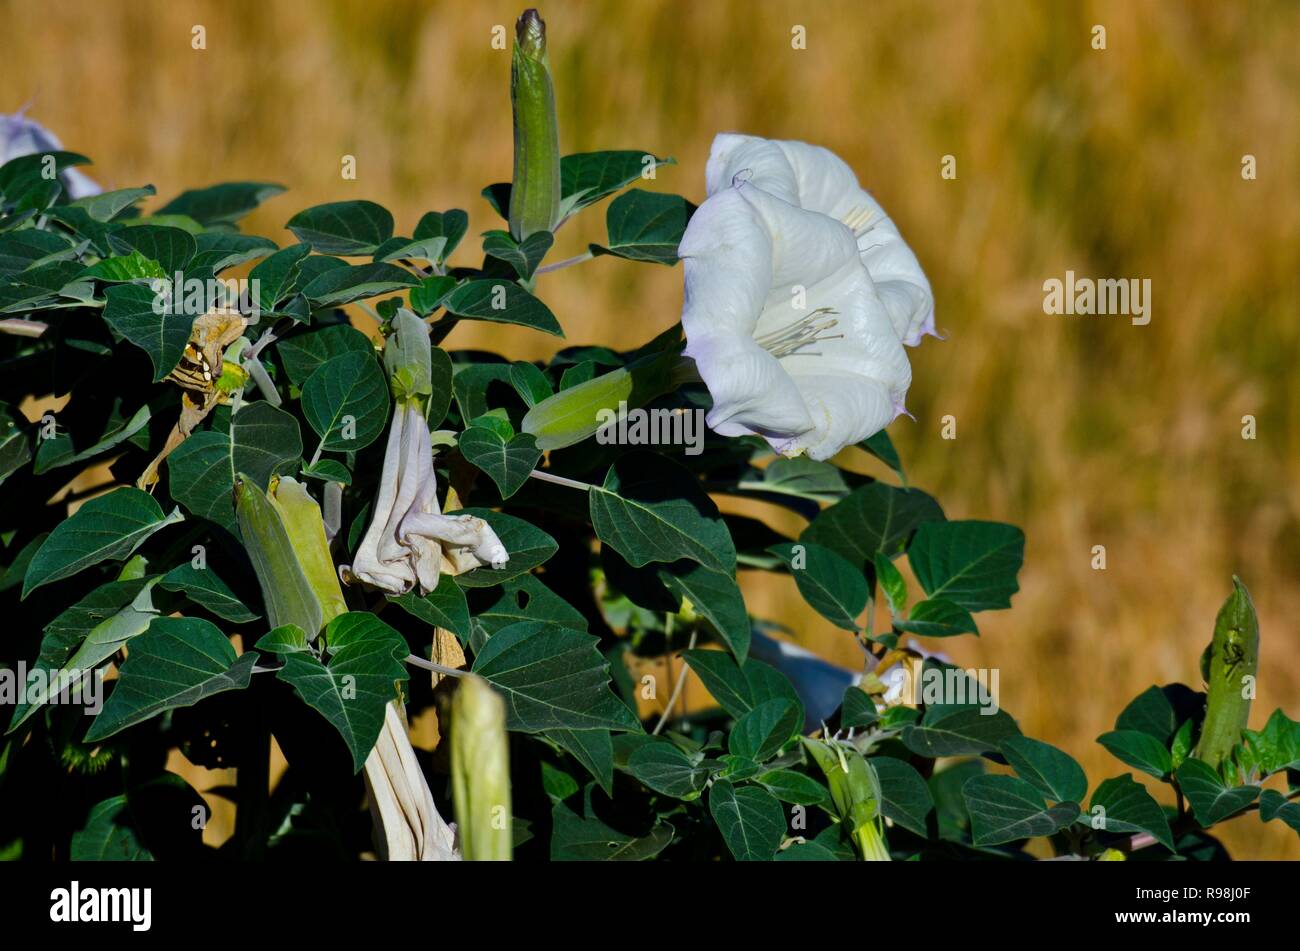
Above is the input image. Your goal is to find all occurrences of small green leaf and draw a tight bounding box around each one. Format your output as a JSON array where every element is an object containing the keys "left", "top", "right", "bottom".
[
  {"left": 159, "top": 564, "right": 258, "bottom": 623},
  {"left": 709, "top": 779, "right": 784, "bottom": 861},
  {"left": 590, "top": 189, "right": 694, "bottom": 265},
  {"left": 444, "top": 279, "right": 563, "bottom": 337},
  {"left": 1098, "top": 729, "right": 1174, "bottom": 779},
  {"left": 1176, "top": 758, "right": 1260, "bottom": 825},
  {"left": 458, "top": 423, "right": 541, "bottom": 498},
  {"left": 963, "top": 774, "right": 1078, "bottom": 846},
  {"left": 1089, "top": 774, "right": 1175, "bottom": 851},
  {"left": 482, "top": 229, "right": 553, "bottom": 279},
  {"left": 286, "top": 200, "right": 394, "bottom": 255},
  {"left": 413, "top": 209, "right": 469, "bottom": 260},
  {"left": 895, "top": 597, "right": 977, "bottom": 637},
  {"left": 470, "top": 621, "right": 641, "bottom": 733},
  {"left": 301, "top": 350, "right": 390, "bottom": 451},
  {"left": 590, "top": 453, "right": 736, "bottom": 574},
  {"left": 1000, "top": 736, "right": 1088, "bottom": 803},
  {"left": 768, "top": 541, "right": 867, "bottom": 631},
  {"left": 729, "top": 698, "right": 801, "bottom": 762},
  {"left": 875, "top": 552, "right": 907, "bottom": 615}
]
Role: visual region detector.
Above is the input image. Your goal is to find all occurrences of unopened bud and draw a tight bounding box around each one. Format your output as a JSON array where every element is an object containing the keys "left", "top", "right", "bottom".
[{"left": 451, "top": 675, "right": 513, "bottom": 860}]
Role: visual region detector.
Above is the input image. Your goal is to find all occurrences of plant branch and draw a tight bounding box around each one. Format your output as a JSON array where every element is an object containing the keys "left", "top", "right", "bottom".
[
  {"left": 528, "top": 468, "right": 594, "bottom": 492},
  {"left": 652, "top": 622, "right": 697, "bottom": 735},
  {"left": 535, "top": 250, "right": 593, "bottom": 275},
  {"left": 0, "top": 318, "right": 48, "bottom": 338}
]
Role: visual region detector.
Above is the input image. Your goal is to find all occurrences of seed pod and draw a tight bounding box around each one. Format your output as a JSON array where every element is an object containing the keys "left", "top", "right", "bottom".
[
  {"left": 1192, "top": 576, "right": 1260, "bottom": 772},
  {"left": 235, "top": 476, "right": 323, "bottom": 640},
  {"left": 508, "top": 9, "right": 561, "bottom": 240},
  {"left": 451, "top": 675, "right": 512, "bottom": 860},
  {"left": 268, "top": 476, "right": 348, "bottom": 626},
  {"left": 521, "top": 347, "right": 684, "bottom": 450}
]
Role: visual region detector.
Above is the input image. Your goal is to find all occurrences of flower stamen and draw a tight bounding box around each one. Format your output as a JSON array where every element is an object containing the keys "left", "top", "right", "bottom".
[{"left": 755, "top": 307, "right": 844, "bottom": 358}]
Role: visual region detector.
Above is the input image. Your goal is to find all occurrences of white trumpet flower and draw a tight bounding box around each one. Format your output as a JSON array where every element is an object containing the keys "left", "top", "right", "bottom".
[
  {"left": 340, "top": 402, "right": 508, "bottom": 596},
  {"left": 678, "top": 134, "right": 934, "bottom": 460}
]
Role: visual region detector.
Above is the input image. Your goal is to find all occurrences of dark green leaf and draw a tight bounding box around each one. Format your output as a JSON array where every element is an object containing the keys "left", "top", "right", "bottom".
[
  {"left": 1000, "top": 735, "right": 1088, "bottom": 803},
  {"left": 85, "top": 617, "right": 257, "bottom": 740},
  {"left": 1089, "top": 774, "right": 1175, "bottom": 851},
  {"left": 709, "top": 779, "right": 784, "bottom": 861},
  {"left": 873, "top": 756, "right": 935, "bottom": 836},
  {"left": 895, "top": 597, "right": 978, "bottom": 638},
  {"left": 801, "top": 482, "right": 944, "bottom": 569},
  {"left": 22, "top": 489, "right": 181, "bottom": 597},
  {"left": 963, "top": 774, "right": 1078, "bottom": 846},
  {"left": 1176, "top": 758, "right": 1259, "bottom": 825},
  {"left": 276, "top": 612, "right": 409, "bottom": 772},
  {"left": 301, "top": 350, "right": 390, "bottom": 451},
  {"left": 1098, "top": 729, "right": 1174, "bottom": 779},
  {"left": 458, "top": 424, "right": 540, "bottom": 499},
  {"left": 102, "top": 282, "right": 195, "bottom": 381},
  {"left": 590, "top": 189, "right": 694, "bottom": 265},
  {"left": 389, "top": 573, "right": 470, "bottom": 640},
  {"left": 471, "top": 620, "right": 641, "bottom": 733},
  {"left": 444, "top": 279, "right": 563, "bottom": 337},
  {"left": 908, "top": 520, "right": 1025, "bottom": 612},
  {"left": 590, "top": 453, "right": 736, "bottom": 573},
  {"left": 729, "top": 698, "right": 801, "bottom": 762},
  {"left": 768, "top": 541, "right": 867, "bottom": 630},
  {"left": 159, "top": 564, "right": 259, "bottom": 623},
  {"left": 452, "top": 509, "right": 557, "bottom": 587},
  {"left": 157, "top": 181, "right": 284, "bottom": 227},
  {"left": 286, "top": 200, "right": 394, "bottom": 255},
  {"left": 301, "top": 261, "right": 418, "bottom": 307}
]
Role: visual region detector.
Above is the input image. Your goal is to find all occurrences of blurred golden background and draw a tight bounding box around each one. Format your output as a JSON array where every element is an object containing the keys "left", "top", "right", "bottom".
[{"left": 4, "top": 0, "right": 1297, "bottom": 857}]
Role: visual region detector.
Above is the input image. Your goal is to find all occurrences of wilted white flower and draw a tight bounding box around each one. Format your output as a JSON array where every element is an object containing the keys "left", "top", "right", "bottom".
[
  {"left": 678, "top": 134, "right": 934, "bottom": 460},
  {"left": 340, "top": 402, "right": 508, "bottom": 596},
  {"left": 0, "top": 109, "right": 101, "bottom": 199}
]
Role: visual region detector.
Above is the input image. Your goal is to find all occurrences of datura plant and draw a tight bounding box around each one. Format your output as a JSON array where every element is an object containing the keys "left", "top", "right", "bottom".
[{"left": 0, "top": 9, "right": 1295, "bottom": 864}]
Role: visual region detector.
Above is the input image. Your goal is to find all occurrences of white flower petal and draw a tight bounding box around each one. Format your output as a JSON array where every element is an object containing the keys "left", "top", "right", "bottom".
[
  {"left": 679, "top": 188, "right": 772, "bottom": 340},
  {"left": 772, "top": 138, "right": 935, "bottom": 346},
  {"left": 785, "top": 373, "right": 897, "bottom": 461}
]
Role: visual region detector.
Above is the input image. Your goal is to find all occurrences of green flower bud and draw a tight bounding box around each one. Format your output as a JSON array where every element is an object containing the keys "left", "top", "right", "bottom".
[
  {"left": 383, "top": 308, "right": 433, "bottom": 406},
  {"left": 1193, "top": 576, "right": 1260, "bottom": 772},
  {"left": 802, "top": 737, "right": 891, "bottom": 861},
  {"left": 509, "top": 8, "right": 561, "bottom": 240},
  {"left": 235, "top": 475, "right": 324, "bottom": 640},
  {"left": 451, "top": 675, "right": 512, "bottom": 860}
]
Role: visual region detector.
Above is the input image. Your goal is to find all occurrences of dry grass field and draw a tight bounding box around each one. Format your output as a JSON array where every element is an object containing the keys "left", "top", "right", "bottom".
[{"left": 3, "top": 0, "right": 1297, "bottom": 857}]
